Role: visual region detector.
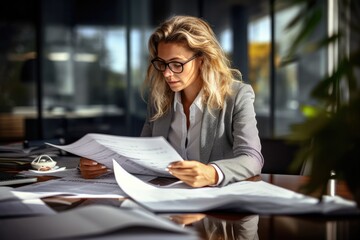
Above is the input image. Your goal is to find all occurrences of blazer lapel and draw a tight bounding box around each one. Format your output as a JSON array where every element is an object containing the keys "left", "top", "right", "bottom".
[{"left": 200, "top": 107, "right": 220, "bottom": 163}]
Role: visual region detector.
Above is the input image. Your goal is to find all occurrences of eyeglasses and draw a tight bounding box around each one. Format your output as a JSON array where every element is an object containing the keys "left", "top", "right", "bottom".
[{"left": 151, "top": 53, "right": 200, "bottom": 74}]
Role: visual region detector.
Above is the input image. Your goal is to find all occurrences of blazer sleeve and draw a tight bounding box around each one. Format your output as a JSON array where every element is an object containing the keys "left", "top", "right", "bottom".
[
  {"left": 140, "top": 97, "right": 173, "bottom": 138},
  {"left": 140, "top": 102, "right": 153, "bottom": 137},
  {"left": 211, "top": 83, "right": 264, "bottom": 186}
]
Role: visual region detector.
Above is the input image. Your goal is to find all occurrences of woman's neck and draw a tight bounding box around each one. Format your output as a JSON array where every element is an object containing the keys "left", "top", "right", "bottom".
[{"left": 181, "top": 79, "right": 203, "bottom": 107}]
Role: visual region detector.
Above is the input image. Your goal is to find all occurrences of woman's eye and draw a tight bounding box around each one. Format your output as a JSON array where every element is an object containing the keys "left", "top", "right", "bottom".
[{"left": 171, "top": 63, "right": 182, "bottom": 68}]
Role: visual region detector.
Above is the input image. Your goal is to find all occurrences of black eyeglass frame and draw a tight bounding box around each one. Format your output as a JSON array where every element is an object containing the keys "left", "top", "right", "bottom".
[{"left": 151, "top": 53, "right": 201, "bottom": 74}]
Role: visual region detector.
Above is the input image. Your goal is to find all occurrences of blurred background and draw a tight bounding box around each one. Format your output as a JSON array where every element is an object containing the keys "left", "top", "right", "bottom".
[{"left": 0, "top": 0, "right": 330, "bottom": 172}]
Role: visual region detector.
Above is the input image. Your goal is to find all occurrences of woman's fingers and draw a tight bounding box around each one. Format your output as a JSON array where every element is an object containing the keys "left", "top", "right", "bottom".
[
  {"left": 80, "top": 167, "right": 108, "bottom": 179},
  {"left": 79, "top": 157, "right": 108, "bottom": 179},
  {"left": 166, "top": 160, "right": 218, "bottom": 187},
  {"left": 79, "top": 158, "right": 99, "bottom": 166}
]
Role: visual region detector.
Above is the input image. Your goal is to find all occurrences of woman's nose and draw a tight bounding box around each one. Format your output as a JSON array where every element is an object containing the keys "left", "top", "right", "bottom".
[{"left": 163, "top": 66, "right": 173, "bottom": 77}]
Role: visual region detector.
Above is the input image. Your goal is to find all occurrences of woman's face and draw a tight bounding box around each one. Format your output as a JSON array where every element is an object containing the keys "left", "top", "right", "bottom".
[{"left": 156, "top": 42, "right": 202, "bottom": 93}]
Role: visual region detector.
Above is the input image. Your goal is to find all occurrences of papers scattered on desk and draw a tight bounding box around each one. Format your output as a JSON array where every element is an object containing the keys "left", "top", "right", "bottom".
[
  {"left": 15, "top": 170, "right": 155, "bottom": 199},
  {"left": 47, "top": 133, "right": 183, "bottom": 177},
  {"left": 112, "top": 160, "right": 360, "bottom": 215},
  {"left": 0, "top": 186, "right": 56, "bottom": 218},
  {"left": 28, "top": 166, "right": 66, "bottom": 174},
  {"left": 15, "top": 172, "right": 128, "bottom": 199},
  {"left": 0, "top": 205, "right": 197, "bottom": 240},
  {"left": 0, "top": 143, "right": 60, "bottom": 170},
  {"left": 20, "top": 167, "right": 77, "bottom": 178},
  {"left": 0, "top": 172, "right": 37, "bottom": 186},
  {"left": 0, "top": 159, "right": 32, "bottom": 170}
]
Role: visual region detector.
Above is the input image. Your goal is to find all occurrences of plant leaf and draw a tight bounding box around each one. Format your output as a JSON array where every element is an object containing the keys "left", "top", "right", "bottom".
[
  {"left": 304, "top": 33, "right": 341, "bottom": 53},
  {"left": 286, "top": 8, "right": 323, "bottom": 58}
]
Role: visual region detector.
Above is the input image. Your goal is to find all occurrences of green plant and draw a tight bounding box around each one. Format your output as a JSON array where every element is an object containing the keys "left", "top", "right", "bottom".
[{"left": 282, "top": 0, "right": 360, "bottom": 202}]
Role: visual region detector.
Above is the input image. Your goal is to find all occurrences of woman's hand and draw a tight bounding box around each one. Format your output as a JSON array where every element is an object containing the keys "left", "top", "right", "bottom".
[
  {"left": 168, "top": 213, "right": 206, "bottom": 225},
  {"left": 79, "top": 157, "right": 109, "bottom": 179},
  {"left": 166, "top": 160, "right": 218, "bottom": 187}
]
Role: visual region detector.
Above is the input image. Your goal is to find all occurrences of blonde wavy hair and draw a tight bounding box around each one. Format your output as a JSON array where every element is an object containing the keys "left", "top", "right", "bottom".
[{"left": 143, "top": 15, "right": 242, "bottom": 120}]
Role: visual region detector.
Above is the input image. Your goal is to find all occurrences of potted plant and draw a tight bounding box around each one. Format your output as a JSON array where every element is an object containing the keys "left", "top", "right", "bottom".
[{"left": 282, "top": 0, "right": 360, "bottom": 206}]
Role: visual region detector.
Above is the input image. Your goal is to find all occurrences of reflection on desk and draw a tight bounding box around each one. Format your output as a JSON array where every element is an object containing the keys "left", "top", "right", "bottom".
[
  {"left": 41, "top": 196, "right": 360, "bottom": 240},
  {"left": 166, "top": 213, "right": 259, "bottom": 240},
  {"left": 0, "top": 204, "right": 198, "bottom": 240}
]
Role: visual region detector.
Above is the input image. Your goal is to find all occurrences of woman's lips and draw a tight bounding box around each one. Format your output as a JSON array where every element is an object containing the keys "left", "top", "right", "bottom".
[{"left": 167, "top": 80, "right": 180, "bottom": 85}]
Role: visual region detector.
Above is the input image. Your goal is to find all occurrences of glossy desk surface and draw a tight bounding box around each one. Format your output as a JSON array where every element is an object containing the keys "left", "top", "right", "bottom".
[
  {"left": 37, "top": 174, "right": 360, "bottom": 240},
  {"left": 5, "top": 157, "right": 360, "bottom": 240}
]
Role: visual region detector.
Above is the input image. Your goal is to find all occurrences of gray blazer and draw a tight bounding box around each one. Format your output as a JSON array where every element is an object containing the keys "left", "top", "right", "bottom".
[{"left": 141, "top": 80, "right": 264, "bottom": 186}]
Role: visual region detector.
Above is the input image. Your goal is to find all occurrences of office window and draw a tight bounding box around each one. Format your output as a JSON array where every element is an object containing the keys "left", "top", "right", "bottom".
[
  {"left": 247, "top": 0, "right": 327, "bottom": 138},
  {"left": 0, "top": 0, "right": 329, "bottom": 143},
  {"left": 0, "top": 0, "right": 37, "bottom": 143},
  {"left": 22, "top": 0, "right": 130, "bottom": 142},
  {"left": 247, "top": 4, "right": 272, "bottom": 137},
  {"left": 273, "top": 1, "right": 326, "bottom": 137}
]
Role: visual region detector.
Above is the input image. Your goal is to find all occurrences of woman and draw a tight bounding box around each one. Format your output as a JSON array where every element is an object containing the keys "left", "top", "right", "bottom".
[{"left": 80, "top": 15, "right": 264, "bottom": 187}]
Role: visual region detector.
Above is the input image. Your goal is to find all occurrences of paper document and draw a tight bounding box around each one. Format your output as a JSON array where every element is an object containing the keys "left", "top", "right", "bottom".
[
  {"left": 15, "top": 171, "right": 157, "bottom": 199},
  {"left": 112, "top": 160, "right": 360, "bottom": 215},
  {"left": 0, "top": 205, "right": 197, "bottom": 240},
  {"left": 47, "top": 133, "right": 183, "bottom": 177},
  {"left": 15, "top": 172, "right": 127, "bottom": 198},
  {"left": 0, "top": 187, "right": 56, "bottom": 218}
]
